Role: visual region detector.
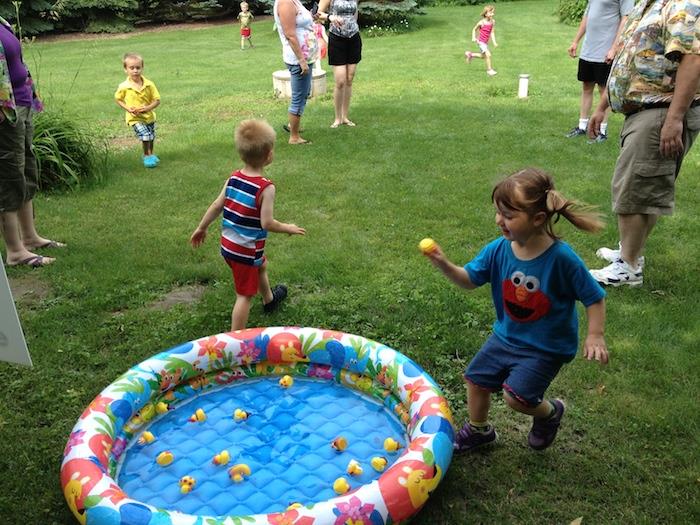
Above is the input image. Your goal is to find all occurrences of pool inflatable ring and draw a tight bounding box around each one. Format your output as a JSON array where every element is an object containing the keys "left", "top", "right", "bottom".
[{"left": 61, "top": 327, "right": 454, "bottom": 524}]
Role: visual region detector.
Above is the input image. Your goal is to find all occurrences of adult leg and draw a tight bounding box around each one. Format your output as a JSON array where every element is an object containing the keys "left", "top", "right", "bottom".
[
  {"left": 618, "top": 213, "right": 657, "bottom": 268},
  {"left": 17, "top": 200, "right": 58, "bottom": 250},
  {"left": 580, "top": 81, "right": 595, "bottom": 120},
  {"left": 331, "top": 65, "right": 347, "bottom": 127},
  {"left": 287, "top": 64, "right": 311, "bottom": 144},
  {"left": 231, "top": 294, "right": 253, "bottom": 331},
  {"left": 1, "top": 210, "right": 54, "bottom": 266},
  {"left": 596, "top": 83, "right": 611, "bottom": 125},
  {"left": 341, "top": 64, "right": 357, "bottom": 125}
]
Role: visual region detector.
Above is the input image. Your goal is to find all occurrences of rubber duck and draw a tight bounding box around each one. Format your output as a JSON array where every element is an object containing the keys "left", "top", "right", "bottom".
[
  {"left": 188, "top": 408, "right": 207, "bottom": 423},
  {"left": 179, "top": 475, "right": 196, "bottom": 494},
  {"left": 229, "top": 463, "right": 251, "bottom": 483},
  {"left": 419, "top": 237, "right": 438, "bottom": 255},
  {"left": 346, "top": 459, "right": 363, "bottom": 476},
  {"left": 279, "top": 375, "right": 294, "bottom": 388},
  {"left": 287, "top": 503, "right": 303, "bottom": 510},
  {"left": 371, "top": 456, "right": 388, "bottom": 472},
  {"left": 331, "top": 436, "right": 348, "bottom": 452},
  {"left": 155, "top": 401, "right": 169, "bottom": 414},
  {"left": 212, "top": 450, "right": 231, "bottom": 466},
  {"left": 383, "top": 437, "right": 403, "bottom": 453},
  {"left": 333, "top": 477, "right": 350, "bottom": 494},
  {"left": 233, "top": 408, "right": 249, "bottom": 421},
  {"left": 137, "top": 431, "right": 155, "bottom": 445},
  {"left": 156, "top": 451, "right": 174, "bottom": 466}
]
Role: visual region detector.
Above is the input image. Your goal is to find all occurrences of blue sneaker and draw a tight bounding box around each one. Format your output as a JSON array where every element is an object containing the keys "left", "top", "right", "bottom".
[
  {"left": 528, "top": 399, "right": 565, "bottom": 450},
  {"left": 151, "top": 155, "right": 160, "bottom": 165},
  {"left": 143, "top": 155, "right": 157, "bottom": 168},
  {"left": 454, "top": 422, "right": 497, "bottom": 452}
]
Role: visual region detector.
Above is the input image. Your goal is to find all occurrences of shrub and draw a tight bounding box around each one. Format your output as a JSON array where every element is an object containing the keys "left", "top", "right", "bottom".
[
  {"left": 358, "top": 0, "right": 421, "bottom": 29},
  {"left": 32, "top": 110, "right": 108, "bottom": 191},
  {"left": 557, "top": 0, "right": 586, "bottom": 25}
]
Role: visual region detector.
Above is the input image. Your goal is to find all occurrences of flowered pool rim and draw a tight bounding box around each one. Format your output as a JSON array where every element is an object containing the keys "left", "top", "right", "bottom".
[{"left": 61, "top": 326, "right": 455, "bottom": 525}]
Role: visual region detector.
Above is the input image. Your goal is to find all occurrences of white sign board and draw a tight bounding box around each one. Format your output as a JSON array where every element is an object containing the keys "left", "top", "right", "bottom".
[{"left": 0, "top": 260, "right": 33, "bottom": 367}]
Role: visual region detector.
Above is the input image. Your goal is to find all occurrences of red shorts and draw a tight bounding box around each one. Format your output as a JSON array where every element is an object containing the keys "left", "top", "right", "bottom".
[
  {"left": 241, "top": 27, "right": 251, "bottom": 38},
  {"left": 226, "top": 258, "right": 264, "bottom": 296}
]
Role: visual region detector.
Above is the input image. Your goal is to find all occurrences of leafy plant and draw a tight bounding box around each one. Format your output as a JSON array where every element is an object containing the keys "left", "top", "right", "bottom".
[
  {"left": 32, "top": 109, "right": 108, "bottom": 191},
  {"left": 359, "top": 0, "right": 421, "bottom": 28},
  {"left": 557, "top": 0, "right": 586, "bottom": 25}
]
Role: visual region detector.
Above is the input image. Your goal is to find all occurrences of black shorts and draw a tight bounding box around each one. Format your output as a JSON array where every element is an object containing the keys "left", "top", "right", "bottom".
[
  {"left": 328, "top": 31, "right": 362, "bottom": 66},
  {"left": 577, "top": 59, "right": 611, "bottom": 86}
]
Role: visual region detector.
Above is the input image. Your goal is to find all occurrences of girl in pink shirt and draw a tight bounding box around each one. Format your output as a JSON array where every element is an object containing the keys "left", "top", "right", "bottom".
[{"left": 465, "top": 5, "right": 498, "bottom": 77}]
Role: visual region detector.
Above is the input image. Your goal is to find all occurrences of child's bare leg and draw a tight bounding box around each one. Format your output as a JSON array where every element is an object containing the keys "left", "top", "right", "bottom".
[
  {"left": 248, "top": 37, "right": 253, "bottom": 48},
  {"left": 503, "top": 391, "right": 552, "bottom": 418},
  {"left": 484, "top": 52, "right": 494, "bottom": 71},
  {"left": 466, "top": 380, "right": 491, "bottom": 424},
  {"left": 231, "top": 294, "right": 253, "bottom": 331},
  {"left": 241, "top": 37, "right": 245, "bottom": 50},
  {"left": 258, "top": 262, "right": 273, "bottom": 304},
  {"left": 142, "top": 140, "right": 150, "bottom": 156}
]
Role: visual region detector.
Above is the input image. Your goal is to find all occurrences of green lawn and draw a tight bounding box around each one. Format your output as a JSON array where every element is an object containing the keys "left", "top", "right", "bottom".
[{"left": 1, "top": 1, "right": 699, "bottom": 523}]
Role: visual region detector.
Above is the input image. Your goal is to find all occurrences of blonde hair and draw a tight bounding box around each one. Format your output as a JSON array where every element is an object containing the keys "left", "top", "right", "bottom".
[
  {"left": 122, "top": 52, "right": 143, "bottom": 67},
  {"left": 481, "top": 5, "right": 495, "bottom": 17},
  {"left": 491, "top": 168, "right": 604, "bottom": 239},
  {"left": 235, "top": 120, "right": 276, "bottom": 166}
]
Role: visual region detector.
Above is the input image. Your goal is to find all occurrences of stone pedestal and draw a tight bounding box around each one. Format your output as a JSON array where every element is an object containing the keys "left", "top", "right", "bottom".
[{"left": 272, "top": 68, "right": 327, "bottom": 99}]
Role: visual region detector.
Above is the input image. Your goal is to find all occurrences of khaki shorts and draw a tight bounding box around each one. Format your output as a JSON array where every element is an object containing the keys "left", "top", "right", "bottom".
[
  {"left": 0, "top": 106, "right": 39, "bottom": 213},
  {"left": 612, "top": 105, "right": 700, "bottom": 215}
]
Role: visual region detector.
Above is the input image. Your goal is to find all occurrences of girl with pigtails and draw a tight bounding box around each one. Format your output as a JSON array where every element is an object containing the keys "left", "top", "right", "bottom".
[{"left": 422, "top": 167, "right": 609, "bottom": 452}]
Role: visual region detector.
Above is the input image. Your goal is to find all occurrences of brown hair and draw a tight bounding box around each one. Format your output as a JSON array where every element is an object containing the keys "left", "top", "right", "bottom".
[
  {"left": 234, "top": 119, "right": 276, "bottom": 166},
  {"left": 491, "top": 167, "right": 604, "bottom": 239},
  {"left": 481, "top": 5, "right": 495, "bottom": 17},
  {"left": 122, "top": 52, "right": 143, "bottom": 67}
]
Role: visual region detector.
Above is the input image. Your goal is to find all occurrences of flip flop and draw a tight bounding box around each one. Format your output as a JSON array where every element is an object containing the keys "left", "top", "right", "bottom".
[
  {"left": 35, "top": 240, "right": 66, "bottom": 249},
  {"left": 330, "top": 122, "right": 340, "bottom": 128},
  {"left": 283, "top": 124, "right": 304, "bottom": 133},
  {"left": 8, "top": 255, "right": 54, "bottom": 268},
  {"left": 289, "top": 139, "right": 312, "bottom": 145},
  {"left": 343, "top": 120, "right": 356, "bottom": 127}
]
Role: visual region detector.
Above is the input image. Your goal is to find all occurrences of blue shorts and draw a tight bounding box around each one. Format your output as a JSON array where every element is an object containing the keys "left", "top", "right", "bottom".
[
  {"left": 464, "top": 334, "right": 569, "bottom": 407},
  {"left": 132, "top": 122, "right": 156, "bottom": 142}
]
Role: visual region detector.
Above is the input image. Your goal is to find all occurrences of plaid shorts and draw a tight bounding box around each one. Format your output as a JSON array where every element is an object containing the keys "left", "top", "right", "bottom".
[{"left": 132, "top": 122, "right": 156, "bottom": 142}]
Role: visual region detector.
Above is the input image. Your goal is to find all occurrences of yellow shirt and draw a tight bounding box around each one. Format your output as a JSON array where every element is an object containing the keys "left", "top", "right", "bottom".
[{"left": 114, "top": 76, "right": 160, "bottom": 126}]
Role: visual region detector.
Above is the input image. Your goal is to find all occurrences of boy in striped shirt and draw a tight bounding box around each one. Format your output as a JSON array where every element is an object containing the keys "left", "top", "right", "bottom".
[{"left": 190, "top": 120, "right": 305, "bottom": 329}]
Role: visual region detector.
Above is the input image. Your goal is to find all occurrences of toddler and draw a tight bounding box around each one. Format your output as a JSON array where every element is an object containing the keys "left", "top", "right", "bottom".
[
  {"left": 190, "top": 120, "right": 305, "bottom": 330},
  {"left": 238, "top": 2, "right": 254, "bottom": 50},
  {"left": 465, "top": 5, "right": 498, "bottom": 76},
  {"left": 114, "top": 53, "right": 161, "bottom": 168},
  {"left": 423, "top": 168, "right": 608, "bottom": 452}
]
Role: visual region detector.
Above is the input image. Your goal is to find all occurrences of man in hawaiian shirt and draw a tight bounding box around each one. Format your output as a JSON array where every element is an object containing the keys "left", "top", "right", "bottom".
[{"left": 587, "top": 0, "right": 700, "bottom": 287}]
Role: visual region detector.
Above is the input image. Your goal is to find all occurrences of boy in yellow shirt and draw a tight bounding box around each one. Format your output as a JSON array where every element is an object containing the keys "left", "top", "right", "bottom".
[{"left": 114, "top": 53, "right": 161, "bottom": 168}]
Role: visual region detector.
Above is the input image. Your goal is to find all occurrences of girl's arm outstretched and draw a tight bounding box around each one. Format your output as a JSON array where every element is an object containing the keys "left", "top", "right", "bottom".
[
  {"left": 423, "top": 243, "right": 477, "bottom": 290},
  {"left": 583, "top": 299, "right": 608, "bottom": 364}
]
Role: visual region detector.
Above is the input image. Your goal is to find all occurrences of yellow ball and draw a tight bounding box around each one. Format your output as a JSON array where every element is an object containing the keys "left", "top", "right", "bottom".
[{"left": 419, "top": 238, "right": 437, "bottom": 254}]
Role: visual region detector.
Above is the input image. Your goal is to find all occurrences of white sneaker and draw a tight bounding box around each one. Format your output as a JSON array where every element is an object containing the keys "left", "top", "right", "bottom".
[
  {"left": 487, "top": 69, "right": 498, "bottom": 76},
  {"left": 596, "top": 243, "right": 645, "bottom": 268},
  {"left": 590, "top": 260, "right": 643, "bottom": 287}
]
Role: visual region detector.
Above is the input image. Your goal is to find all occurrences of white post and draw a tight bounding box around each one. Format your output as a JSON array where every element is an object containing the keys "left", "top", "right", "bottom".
[{"left": 518, "top": 74, "right": 530, "bottom": 99}]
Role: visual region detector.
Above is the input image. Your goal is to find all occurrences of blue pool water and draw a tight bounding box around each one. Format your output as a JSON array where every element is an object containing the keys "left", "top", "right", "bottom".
[{"left": 117, "top": 377, "right": 407, "bottom": 517}]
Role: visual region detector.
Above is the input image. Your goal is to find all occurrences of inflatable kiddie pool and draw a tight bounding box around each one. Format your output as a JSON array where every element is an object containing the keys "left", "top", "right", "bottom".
[{"left": 61, "top": 327, "right": 454, "bottom": 524}]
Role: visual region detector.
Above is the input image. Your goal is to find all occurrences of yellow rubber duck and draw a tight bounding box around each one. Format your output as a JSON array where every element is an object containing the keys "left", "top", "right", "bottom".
[
  {"left": 137, "top": 431, "right": 156, "bottom": 445},
  {"left": 419, "top": 238, "right": 438, "bottom": 255},
  {"left": 371, "top": 456, "right": 388, "bottom": 472},
  {"left": 212, "top": 450, "right": 231, "bottom": 466},
  {"left": 179, "top": 475, "right": 196, "bottom": 494},
  {"left": 279, "top": 375, "right": 294, "bottom": 388},
  {"left": 155, "top": 401, "right": 169, "bottom": 414},
  {"left": 383, "top": 437, "right": 403, "bottom": 453},
  {"left": 333, "top": 477, "right": 350, "bottom": 494},
  {"left": 233, "top": 408, "right": 249, "bottom": 421},
  {"left": 156, "top": 451, "right": 174, "bottom": 466},
  {"left": 229, "top": 463, "right": 251, "bottom": 483},
  {"left": 346, "top": 459, "right": 363, "bottom": 476},
  {"left": 287, "top": 503, "right": 303, "bottom": 510},
  {"left": 331, "top": 436, "right": 348, "bottom": 452},
  {"left": 188, "top": 408, "right": 207, "bottom": 423}
]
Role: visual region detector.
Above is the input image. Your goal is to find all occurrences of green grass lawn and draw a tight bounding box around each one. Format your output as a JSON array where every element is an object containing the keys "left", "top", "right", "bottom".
[{"left": 2, "top": 1, "right": 699, "bottom": 523}]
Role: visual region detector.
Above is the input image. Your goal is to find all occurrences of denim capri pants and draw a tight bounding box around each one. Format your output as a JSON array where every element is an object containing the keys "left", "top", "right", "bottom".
[{"left": 286, "top": 62, "right": 312, "bottom": 116}]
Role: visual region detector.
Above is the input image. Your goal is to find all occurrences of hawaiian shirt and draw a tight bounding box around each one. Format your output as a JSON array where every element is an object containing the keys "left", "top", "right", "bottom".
[
  {"left": 0, "top": 16, "right": 43, "bottom": 123},
  {"left": 607, "top": 0, "right": 700, "bottom": 114}
]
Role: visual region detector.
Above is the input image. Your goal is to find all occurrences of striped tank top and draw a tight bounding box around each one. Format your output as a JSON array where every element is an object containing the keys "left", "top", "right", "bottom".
[{"left": 220, "top": 170, "right": 274, "bottom": 266}]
